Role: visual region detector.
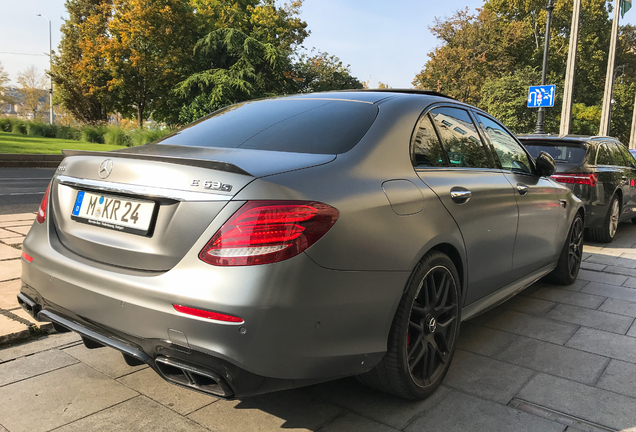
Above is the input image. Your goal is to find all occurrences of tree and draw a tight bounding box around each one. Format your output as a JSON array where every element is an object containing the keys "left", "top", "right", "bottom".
[
  {"left": 189, "top": 0, "right": 308, "bottom": 51},
  {"left": 50, "top": 0, "right": 113, "bottom": 124},
  {"left": 0, "top": 62, "right": 13, "bottom": 106},
  {"left": 174, "top": 28, "right": 289, "bottom": 123},
  {"left": 101, "top": 0, "right": 199, "bottom": 127},
  {"left": 292, "top": 51, "right": 363, "bottom": 93},
  {"left": 17, "top": 66, "right": 48, "bottom": 120},
  {"left": 480, "top": 67, "right": 564, "bottom": 134},
  {"left": 485, "top": 0, "right": 612, "bottom": 106},
  {"left": 608, "top": 81, "right": 636, "bottom": 143},
  {"left": 481, "top": 67, "right": 542, "bottom": 134},
  {"left": 412, "top": 8, "right": 527, "bottom": 105},
  {"left": 571, "top": 103, "right": 601, "bottom": 136}
]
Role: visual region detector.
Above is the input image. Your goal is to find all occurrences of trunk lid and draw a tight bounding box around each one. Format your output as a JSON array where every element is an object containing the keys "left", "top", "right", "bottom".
[{"left": 50, "top": 148, "right": 334, "bottom": 271}]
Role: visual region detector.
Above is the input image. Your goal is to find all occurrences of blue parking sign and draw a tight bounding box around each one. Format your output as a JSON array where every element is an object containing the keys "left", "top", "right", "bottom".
[{"left": 528, "top": 85, "right": 555, "bottom": 108}]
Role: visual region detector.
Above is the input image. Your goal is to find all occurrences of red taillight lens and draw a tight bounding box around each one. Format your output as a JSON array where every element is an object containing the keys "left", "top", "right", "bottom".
[
  {"left": 36, "top": 182, "right": 51, "bottom": 224},
  {"left": 173, "top": 304, "right": 244, "bottom": 323},
  {"left": 21, "top": 251, "right": 33, "bottom": 262},
  {"left": 199, "top": 200, "right": 339, "bottom": 266},
  {"left": 551, "top": 173, "right": 598, "bottom": 187}
]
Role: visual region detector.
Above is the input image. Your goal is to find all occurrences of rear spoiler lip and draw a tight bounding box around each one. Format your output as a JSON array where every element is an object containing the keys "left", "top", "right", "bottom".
[{"left": 61, "top": 149, "right": 253, "bottom": 177}]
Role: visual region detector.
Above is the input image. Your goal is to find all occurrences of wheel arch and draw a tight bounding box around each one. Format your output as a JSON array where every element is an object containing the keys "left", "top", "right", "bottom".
[
  {"left": 415, "top": 243, "right": 466, "bottom": 306},
  {"left": 614, "top": 188, "right": 623, "bottom": 207}
]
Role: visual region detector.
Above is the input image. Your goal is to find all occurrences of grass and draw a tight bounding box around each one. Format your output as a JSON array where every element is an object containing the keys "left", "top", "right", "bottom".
[{"left": 0, "top": 131, "right": 128, "bottom": 154}]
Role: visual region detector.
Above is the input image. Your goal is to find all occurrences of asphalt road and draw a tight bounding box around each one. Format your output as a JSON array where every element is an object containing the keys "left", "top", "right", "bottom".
[{"left": 0, "top": 167, "right": 56, "bottom": 215}]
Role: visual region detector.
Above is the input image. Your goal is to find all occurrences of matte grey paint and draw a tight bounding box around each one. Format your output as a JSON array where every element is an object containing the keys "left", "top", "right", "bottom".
[{"left": 21, "top": 91, "right": 583, "bottom": 395}]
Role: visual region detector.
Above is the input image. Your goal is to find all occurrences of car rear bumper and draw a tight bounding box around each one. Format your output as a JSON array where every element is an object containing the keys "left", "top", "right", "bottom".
[
  {"left": 20, "top": 219, "right": 407, "bottom": 397},
  {"left": 18, "top": 292, "right": 324, "bottom": 398}
]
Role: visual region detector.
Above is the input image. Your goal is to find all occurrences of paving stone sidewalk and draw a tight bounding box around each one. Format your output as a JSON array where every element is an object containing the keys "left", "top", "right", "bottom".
[
  {"left": 0, "top": 213, "right": 54, "bottom": 346},
  {"left": 1, "top": 220, "right": 636, "bottom": 431}
]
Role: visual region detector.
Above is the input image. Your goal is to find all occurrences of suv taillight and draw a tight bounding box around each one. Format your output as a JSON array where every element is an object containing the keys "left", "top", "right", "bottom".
[
  {"left": 551, "top": 173, "right": 598, "bottom": 187},
  {"left": 199, "top": 201, "right": 339, "bottom": 266},
  {"left": 36, "top": 182, "right": 51, "bottom": 224}
]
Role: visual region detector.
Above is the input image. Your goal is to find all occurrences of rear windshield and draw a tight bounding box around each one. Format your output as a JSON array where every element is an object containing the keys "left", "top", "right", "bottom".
[
  {"left": 156, "top": 99, "right": 379, "bottom": 155},
  {"left": 523, "top": 142, "right": 587, "bottom": 164}
]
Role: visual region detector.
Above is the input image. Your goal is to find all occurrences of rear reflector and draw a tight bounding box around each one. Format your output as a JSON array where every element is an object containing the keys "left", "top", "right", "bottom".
[
  {"left": 36, "top": 182, "right": 51, "bottom": 224},
  {"left": 551, "top": 173, "right": 598, "bottom": 187},
  {"left": 21, "top": 252, "right": 33, "bottom": 262},
  {"left": 173, "top": 304, "right": 243, "bottom": 323},
  {"left": 199, "top": 200, "right": 339, "bottom": 266}
]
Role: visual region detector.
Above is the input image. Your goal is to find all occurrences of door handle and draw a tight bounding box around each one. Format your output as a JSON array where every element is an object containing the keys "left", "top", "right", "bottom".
[
  {"left": 450, "top": 187, "right": 471, "bottom": 204},
  {"left": 517, "top": 184, "right": 529, "bottom": 195}
]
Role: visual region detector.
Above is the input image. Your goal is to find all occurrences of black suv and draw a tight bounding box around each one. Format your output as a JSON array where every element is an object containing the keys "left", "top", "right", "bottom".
[{"left": 518, "top": 135, "right": 636, "bottom": 242}]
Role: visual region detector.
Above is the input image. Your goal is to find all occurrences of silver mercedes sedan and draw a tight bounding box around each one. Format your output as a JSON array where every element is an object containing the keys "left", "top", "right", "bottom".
[{"left": 19, "top": 90, "right": 584, "bottom": 400}]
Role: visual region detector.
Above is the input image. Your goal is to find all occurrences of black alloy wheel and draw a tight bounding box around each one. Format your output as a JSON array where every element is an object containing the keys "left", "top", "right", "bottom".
[
  {"left": 589, "top": 195, "right": 620, "bottom": 243},
  {"left": 546, "top": 212, "right": 584, "bottom": 285},
  {"left": 357, "top": 251, "right": 460, "bottom": 399},
  {"left": 566, "top": 215, "right": 584, "bottom": 280},
  {"left": 406, "top": 263, "right": 459, "bottom": 388}
]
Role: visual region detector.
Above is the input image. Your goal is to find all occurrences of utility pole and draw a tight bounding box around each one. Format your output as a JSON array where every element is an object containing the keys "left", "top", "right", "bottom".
[
  {"left": 535, "top": 0, "right": 556, "bottom": 134},
  {"left": 559, "top": 0, "right": 581, "bottom": 136},
  {"left": 599, "top": 2, "right": 621, "bottom": 136},
  {"left": 37, "top": 13, "right": 53, "bottom": 125}
]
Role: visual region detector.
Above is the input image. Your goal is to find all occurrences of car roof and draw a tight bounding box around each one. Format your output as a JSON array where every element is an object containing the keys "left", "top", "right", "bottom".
[
  {"left": 287, "top": 89, "right": 456, "bottom": 105},
  {"left": 516, "top": 134, "right": 618, "bottom": 144}
]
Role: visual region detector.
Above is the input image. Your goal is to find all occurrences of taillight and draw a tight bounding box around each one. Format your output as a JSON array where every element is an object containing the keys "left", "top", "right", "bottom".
[
  {"left": 21, "top": 251, "right": 33, "bottom": 262},
  {"left": 199, "top": 200, "right": 339, "bottom": 266},
  {"left": 36, "top": 182, "right": 51, "bottom": 224},
  {"left": 551, "top": 173, "right": 598, "bottom": 187}
]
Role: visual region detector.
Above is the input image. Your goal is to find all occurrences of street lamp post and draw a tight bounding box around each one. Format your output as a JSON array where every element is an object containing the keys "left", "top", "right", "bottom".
[
  {"left": 36, "top": 13, "right": 53, "bottom": 125},
  {"left": 535, "top": 0, "right": 556, "bottom": 134}
]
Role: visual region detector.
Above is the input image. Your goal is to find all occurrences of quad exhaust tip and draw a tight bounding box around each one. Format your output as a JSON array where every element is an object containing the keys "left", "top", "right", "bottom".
[{"left": 154, "top": 356, "right": 233, "bottom": 398}]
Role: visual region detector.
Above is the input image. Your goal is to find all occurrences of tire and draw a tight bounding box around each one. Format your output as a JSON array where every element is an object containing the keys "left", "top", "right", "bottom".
[
  {"left": 545, "top": 213, "right": 584, "bottom": 285},
  {"left": 589, "top": 195, "right": 620, "bottom": 243},
  {"left": 357, "top": 251, "right": 460, "bottom": 400}
]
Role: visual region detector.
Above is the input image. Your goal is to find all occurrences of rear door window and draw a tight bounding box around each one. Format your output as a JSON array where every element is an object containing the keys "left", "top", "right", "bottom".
[
  {"left": 597, "top": 144, "right": 614, "bottom": 165},
  {"left": 429, "top": 107, "right": 492, "bottom": 168},
  {"left": 607, "top": 142, "right": 628, "bottom": 166},
  {"left": 616, "top": 143, "right": 636, "bottom": 167}
]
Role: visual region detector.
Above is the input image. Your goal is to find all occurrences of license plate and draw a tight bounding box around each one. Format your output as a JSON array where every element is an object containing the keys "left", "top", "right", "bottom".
[{"left": 71, "top": 191, "right": 156, "bottom": 235}]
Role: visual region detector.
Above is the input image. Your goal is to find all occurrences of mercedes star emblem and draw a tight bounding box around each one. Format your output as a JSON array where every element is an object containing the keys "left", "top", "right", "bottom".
[{"left": 99, "top": 159, "right": 113, "bottom": 179}]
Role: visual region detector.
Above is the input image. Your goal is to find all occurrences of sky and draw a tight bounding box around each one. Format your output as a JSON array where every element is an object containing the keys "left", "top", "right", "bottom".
[{"left": 2, "top": 0, "right": 636, "bottom": 89}]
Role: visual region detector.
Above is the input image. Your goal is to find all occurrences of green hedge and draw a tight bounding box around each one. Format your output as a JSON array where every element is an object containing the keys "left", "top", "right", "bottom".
[
  {"left": 0, "top": 118, "right": 13, "bottom": 132},
  {"left": 104, "top": 127, "right": 131, "bottom": 146},
  {"left": 11, "top": 120, "right": 27, "bottom": 135},
  {"left": 0, "top": 118, "right": 170, "bottom": 147}
]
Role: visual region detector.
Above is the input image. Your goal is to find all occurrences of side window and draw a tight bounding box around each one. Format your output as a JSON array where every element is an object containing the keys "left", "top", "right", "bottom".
[
  {"left": 616, "top": 142, "right": 635, "bottom": 167},
  {"left": 596, "top": 144, "right": 613, "bottom": 165},
  {"left": 411, "top": 114, "right": 448, "bottom": 167},
  {"left": 608, "top": 142, "right": 627, "bottom": 166},
  {"left": 429, "top": 107, "right": 492, "bottom": 168},
  {"left": 477, "top": 114, "right": 533, "bottom": 174}
]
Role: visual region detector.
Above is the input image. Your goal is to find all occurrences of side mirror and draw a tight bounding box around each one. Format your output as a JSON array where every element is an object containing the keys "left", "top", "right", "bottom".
[{"left": 535, "top": 151, "right": 556, "bottom": 177}]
